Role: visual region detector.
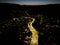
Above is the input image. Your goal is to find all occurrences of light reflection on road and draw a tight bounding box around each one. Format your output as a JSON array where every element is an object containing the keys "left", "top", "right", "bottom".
[{"left": 28, "top": 18, "right": 38, "bottom": 45}]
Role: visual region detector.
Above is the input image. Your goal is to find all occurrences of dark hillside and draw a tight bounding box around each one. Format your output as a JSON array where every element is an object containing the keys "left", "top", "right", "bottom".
[{"left": 0, "top": 3, "right": 60, "bottom": 45}]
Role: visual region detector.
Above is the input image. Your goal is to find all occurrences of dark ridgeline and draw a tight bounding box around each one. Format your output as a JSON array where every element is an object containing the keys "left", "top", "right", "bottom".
[
  {"left": 0, "top": 3, "right": 60, "bottom": 20},
  {"left": 0, "top": 3, "right": 60, "bottom": 45}
]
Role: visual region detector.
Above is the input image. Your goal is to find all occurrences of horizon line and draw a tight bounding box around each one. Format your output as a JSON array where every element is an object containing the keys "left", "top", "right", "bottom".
[{"left": 0, "top": 1, "right": 60, "bottom": 5}]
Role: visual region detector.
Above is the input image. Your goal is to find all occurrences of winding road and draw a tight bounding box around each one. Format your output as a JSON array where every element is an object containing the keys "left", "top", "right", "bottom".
[{"left": 28, "top": 18, "right": 38, "bottom": 45}]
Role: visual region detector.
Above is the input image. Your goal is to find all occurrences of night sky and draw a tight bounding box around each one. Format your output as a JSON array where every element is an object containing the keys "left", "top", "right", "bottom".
[{"left": 0, "top": 0, "right": 60, "bottom": 5}]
